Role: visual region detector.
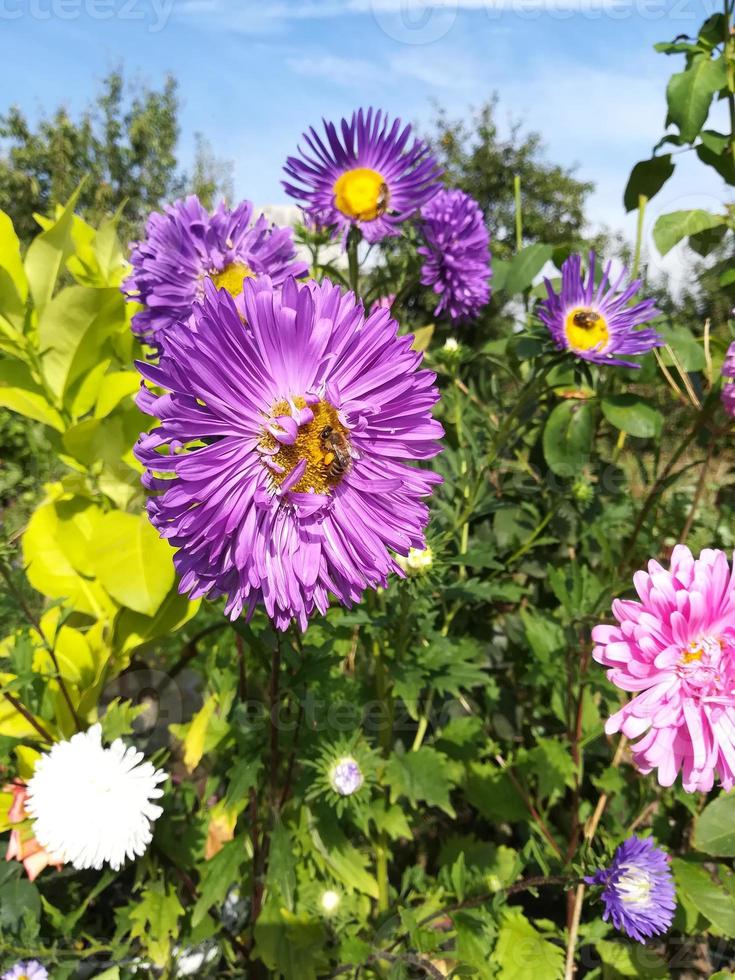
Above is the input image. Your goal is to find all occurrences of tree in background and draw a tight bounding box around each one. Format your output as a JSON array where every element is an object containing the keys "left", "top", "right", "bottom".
[
  {"left": 431, "top": 97, "right": 595, "bottom": 259},
  {"left": 0, "top": 70, "right": 232, "bottom": 243}
]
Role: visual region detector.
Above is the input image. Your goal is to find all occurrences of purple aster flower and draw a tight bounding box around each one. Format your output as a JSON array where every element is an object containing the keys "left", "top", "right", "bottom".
[
  {"left": 135, "top": 275, "right": 443, "bottom": 631},
  {"left": 721, "top": 340, "right": 735, "bottom": 417},
  {"left": 330, "top": 757, "right": 364, "bottom": 796},
  {"left": 585, "top": 836, "right": 676, "bottom": 944},
  {"left": 124, "top": 195, "right": 308, "bottom": 346},
  {"left": 2, "top": 962, "right": 48, "bottom": 980},
  {"left": 418, "top": 188, "right": 491, "bottom": 325},
  {"left": 282, "top": 107, "right": 442, "bottom": 244},
  {"left": 537, "top": 253, "right": 662, "bottom": 368}
]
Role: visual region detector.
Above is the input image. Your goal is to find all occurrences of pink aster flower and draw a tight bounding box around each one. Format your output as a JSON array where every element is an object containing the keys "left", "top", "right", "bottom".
[{"left": 592, "top": 546, "right": 735, "bottom": 792}]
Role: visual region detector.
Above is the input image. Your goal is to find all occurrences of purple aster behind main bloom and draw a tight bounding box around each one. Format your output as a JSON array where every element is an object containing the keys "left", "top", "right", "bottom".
[
  {"left": 124, "top": 196, "right": 308, "bottom": 345},
  {"left": 418, "top": 189, "right": 491, "bottom": 325},
  {"left": 721, "top": 340, "right": 735, "bottom": 417},
  {"left": 135, "top": 275, "right": 443, "bottom": 631},
  {"left": 537, "top": 253, "right": 662, "bottom": 368},
  {"left": 283, "top": 107, "right": 442, "bottom": 244},
  {"left": 585, "top": 836, "right": 676, "bottom": 944},
  {"left": 2, "top": 962, "right": 48, "bottom": 980}
]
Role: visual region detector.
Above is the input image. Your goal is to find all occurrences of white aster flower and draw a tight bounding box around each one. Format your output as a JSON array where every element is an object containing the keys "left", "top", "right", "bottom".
[
  {"left": 25, "top": 724, "right": 166, "bottom": 871},
  {"left": 329, "top": 757, "right": 364, "bottom": 796}
]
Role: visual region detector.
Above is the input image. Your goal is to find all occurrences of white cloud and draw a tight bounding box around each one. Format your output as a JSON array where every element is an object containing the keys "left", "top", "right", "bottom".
[{"left": 286, "top": 54, "right": 383, "bottom": 85}]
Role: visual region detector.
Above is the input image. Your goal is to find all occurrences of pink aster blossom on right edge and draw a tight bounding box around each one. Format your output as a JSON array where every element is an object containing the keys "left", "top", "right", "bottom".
[{"left": 592, "top": 545, "right": 735, "bottom": 793}]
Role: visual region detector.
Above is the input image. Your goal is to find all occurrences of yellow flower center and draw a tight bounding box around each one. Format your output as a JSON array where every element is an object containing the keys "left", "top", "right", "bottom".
[
  {"left": 333, "top": 168, "right": 389, "bottom": 221},
  {"left": 260, "top": 397, "right": 352, "bottom": 495},
  {"left": 210, "top": 261, "right": 255, "bottom": 297},
  {"left": 564, "top": 307, "right": 610, "bottom": 353},
  {"left": 681, "top": 636, "right": 722, "bottom": 665}
]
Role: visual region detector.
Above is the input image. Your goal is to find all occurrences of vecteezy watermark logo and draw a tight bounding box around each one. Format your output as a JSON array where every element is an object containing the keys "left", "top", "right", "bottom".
[
  {"left": 0, "top": 0, "right": 175, "bottom": 32},
  {"left": 369, "top": 0, "right": 703, "bottom": 40},
  {"left": 370, "top": 0, "right": 457, "bottom": 44}
]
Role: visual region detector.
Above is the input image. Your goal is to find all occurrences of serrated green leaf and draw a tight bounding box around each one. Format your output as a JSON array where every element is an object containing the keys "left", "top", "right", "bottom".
[
  {"left": 494, "top": 908, "right": 564, "bottom": 979},
  {"left": 385, "top": 747, "right": 456, "bottom": 817}
]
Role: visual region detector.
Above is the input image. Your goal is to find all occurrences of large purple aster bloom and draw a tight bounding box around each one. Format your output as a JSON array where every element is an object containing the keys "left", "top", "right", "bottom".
[
  {"left": 124, "top": 196, "right": 308, "bottom": 345},
  {"left": 418, "top": 189, "right": 491, "bottom": 325},
  {"left": 721, "top": 339, "right": 735, "bottom": 417},
  {"left": 135, "top": 276, "right": 443, "bottom": 630},
  {"left": 282, "top": 108, "right": 442, "bottom": 244},
  {"left": 537, "top": 253, "right": 662, "bottom": 368},
  {"left": 585, "top": 836, "right": 676, "bottom": 944}
]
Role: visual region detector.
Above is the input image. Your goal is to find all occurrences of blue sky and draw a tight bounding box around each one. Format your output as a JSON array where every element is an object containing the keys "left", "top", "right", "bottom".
[{"left": 0, "top": 0, "right": 725, "bottom": 279}]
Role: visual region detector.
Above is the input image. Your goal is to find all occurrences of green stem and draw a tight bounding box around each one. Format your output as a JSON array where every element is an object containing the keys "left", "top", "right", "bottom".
[
  {"left": 513, "top": 175, "right": 523, "bottom": 253},
  {"left": 632, "top": 194, "right": 647, "bottom": 279},
  {"left": 623, "top": 391, "right": 718, "bottom": 565},
  {"left": 346, "top": 227, "right": 361, "bottom": 299},
  {"left": 375, "top": 834, "right": 390, "bottom": 914},
  {"left": 725, "top": 0, "right": 735, "bottom": 171}
]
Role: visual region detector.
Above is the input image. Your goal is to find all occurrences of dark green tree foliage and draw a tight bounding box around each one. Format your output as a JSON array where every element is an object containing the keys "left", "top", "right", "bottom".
[
  {"left": 430, "top": 99, "right": 595, "bottom": 258},
  {"left": 0, "top": 71, "right": 231, "bottom": 242}
]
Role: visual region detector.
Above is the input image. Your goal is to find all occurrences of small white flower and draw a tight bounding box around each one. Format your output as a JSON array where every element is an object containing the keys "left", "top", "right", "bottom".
[
  {"left": 396, "top": 546, "right": 433, "bottom": 576},
  {"left": 329, "top": 757, "right": 364, "bottom": 796},
  {"left": 443, "top": 338, "right": 459, "bottom": 353},
  {"left": 25, "top": 724, "right": 166, "bottom": 871},
  {"left": 320, "top": 889, "right": 341, "bottom": 914}
]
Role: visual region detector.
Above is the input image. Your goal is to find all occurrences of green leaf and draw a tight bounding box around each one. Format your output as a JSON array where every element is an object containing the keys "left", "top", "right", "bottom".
[
  {"left": 0, "top": 209, "right": 27, "bottom": 300},
  {"left": 385, "top": 746, "right": 456, "bottom": 816},
  {"left": 38, "top": 285, "right": 126, "bottom": 399},
  {"left": 191, "top": 838, "right": 247, "bottom": 927},
  {"left": 0, "top": 864, "right": 41, "bottom": 936},
  {"left": 672, "top": 858, "right": 735, "bottom": 936},
  {"left": 94, "top": 370, "right": 140, "bottom": 418},
  {"left": 308, "top": 807, "right": 380, "bottom": 899},
  {"left": 653, "top": 209, "right": 727, "bottom": 256},
  {"left": 666, "top": 54, "right": 728, "bottom": 143},
  {"left": 542, "top": 401, "right": 594, "bottom": 477},
  {"left": 694, "top": 792, "right": 735, "bottom": 856},
  {"left": 24, "top": 184, "right": 84, "bottom": 313},
  {"left": 601, "top": 395, "right": 663, "bottom": 439},
  {"left": 128, "top": 880, "right": 184, "bottom": 967},
  {"left": 503, "top": 244, "right": 553, "bottom": 295},
  {"left": 623, "top": 155, "right": 675, "bottom": 212},
  {"left": 0, "top": 360, "right": 65, "bottom": 430},
  {"left": 465, "top": 764, "right": 529, "bottom": 824},
  {"left": 596, "top": 938, "right": 668, "bottom": 977},
  {"left": 92, "top": 511, "right": 175, "bottom": 616},
  {"left": 494, "top": 908, "right": 564, "bottom": 979},
  {"left": 23, "top": 493, "right": 115, "bottom": 618}
]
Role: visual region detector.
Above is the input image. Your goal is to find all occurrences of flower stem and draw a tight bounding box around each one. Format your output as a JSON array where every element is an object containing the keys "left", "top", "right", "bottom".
[
  {"left": 632, "top": 194, "right": 647, "bottom": 279},
  {"left": 563, "top": 736, "right": 628, "bottom": 979},
  {"left": 513, "top": 175, "right": 523, "bottom": 253},
  {"left": 346, "top": 226, "right": 361, "bottom": 298},
  {"left": 724, "top": 1, "right": 735, "bottom": 171},
  {"left": 3, "top": 692, "right": 53, "bottom": 744}
]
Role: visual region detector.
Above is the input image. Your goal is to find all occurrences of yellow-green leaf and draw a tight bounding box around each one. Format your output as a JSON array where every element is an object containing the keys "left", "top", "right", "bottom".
[{"left": 92, "top": 512, "right": 175, "bottom": 616}]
